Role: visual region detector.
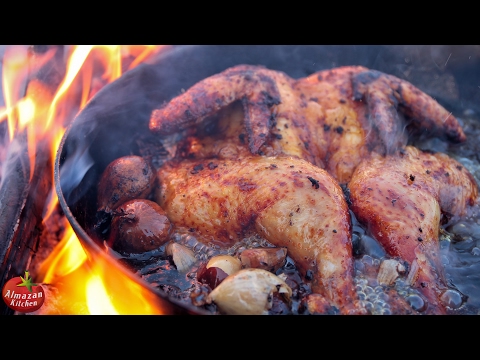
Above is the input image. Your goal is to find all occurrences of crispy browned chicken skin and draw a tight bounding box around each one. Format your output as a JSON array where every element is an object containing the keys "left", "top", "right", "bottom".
[
  {"left": 150, "top": 65, "right": 284, "bottom": 155},
  {"left": 148, "top": 64, "right": 477, "bottom": 314},
  {"left": 156, "top": 155, "right": 363, "bottom": 314},
  {"left": 293, "top": 66, "right": 465, "bottom": 183},
  {"left": 347, "top": 146, "right": 478, "bottom": 314},
  {"left": 150, "top": 64, "right": 466, "bottom": 184}
]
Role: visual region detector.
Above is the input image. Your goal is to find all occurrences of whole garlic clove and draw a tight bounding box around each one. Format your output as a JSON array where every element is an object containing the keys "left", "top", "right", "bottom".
[
  {"left": 206, "top": 268, "right": 292, "bottom": 315},
  {"left": 165, "top": 242, "right": 197, "bottom": 273},
  {"left": 206, "top": 255, "right": 242, "bottom": 276},
  {"left": 377, "top": 259, "right": 406, "bottom": 286}
]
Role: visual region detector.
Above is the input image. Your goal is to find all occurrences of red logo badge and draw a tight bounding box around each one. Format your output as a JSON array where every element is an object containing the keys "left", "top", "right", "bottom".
[{"left": 2, "top": 271, "right": 45, "bottom": 313}]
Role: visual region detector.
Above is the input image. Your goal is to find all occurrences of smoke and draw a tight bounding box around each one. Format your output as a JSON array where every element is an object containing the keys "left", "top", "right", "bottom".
[
  {"left": 58, "top": 138, "right": 94, "bottom": 206},
  {"left": 0, "top": 133, "right": 29, "bottom": 191}
]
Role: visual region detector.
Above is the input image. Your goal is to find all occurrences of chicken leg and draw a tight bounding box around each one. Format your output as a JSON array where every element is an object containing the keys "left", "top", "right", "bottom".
[
  {"left": 155, "top": 155, "right": 363, "bottom": 314},
  {"left": 347, "top": 146, "right": 478, "bottom": 314}
]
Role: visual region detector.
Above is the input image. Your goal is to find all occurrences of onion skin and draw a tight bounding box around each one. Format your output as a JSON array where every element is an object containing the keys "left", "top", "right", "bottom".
[
  {"left": 97, "top": 155, "right": 156, "bottom": 213},
  {"left": 240, "top": 247, "right": 287, "bottom": 273},
  {"left": 108, "top": 199, "right": 171, "bottom": 254},
  {"left": 197, "top": 262, "right": 229, "bottom": 290}
]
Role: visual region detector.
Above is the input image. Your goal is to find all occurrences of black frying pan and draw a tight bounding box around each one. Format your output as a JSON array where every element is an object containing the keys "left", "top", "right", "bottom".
[{"left": 54, "top": 45, "right": 480, "bottom": 314}]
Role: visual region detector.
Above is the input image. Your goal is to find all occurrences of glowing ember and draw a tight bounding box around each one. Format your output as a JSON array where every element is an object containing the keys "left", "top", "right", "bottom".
[{"left": 1, "top": 45, "right": 168, "bottom": 314}]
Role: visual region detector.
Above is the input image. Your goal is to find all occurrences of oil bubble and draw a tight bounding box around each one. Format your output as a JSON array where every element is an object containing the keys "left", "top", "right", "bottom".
[
  {"left": 406, "top": 294, "right": 426, "bottom": 312},
  {"left": 441, "top": 289, "right": 463, "bottom": 309}
]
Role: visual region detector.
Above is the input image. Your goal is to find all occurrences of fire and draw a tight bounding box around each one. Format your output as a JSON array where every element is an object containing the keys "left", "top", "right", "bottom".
[{"left": 1, "top": 45, "right": 170, "bottom": 314}]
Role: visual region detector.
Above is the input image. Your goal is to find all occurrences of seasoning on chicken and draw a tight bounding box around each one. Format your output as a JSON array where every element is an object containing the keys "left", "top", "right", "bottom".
[
  {"left": 149, "top": 64, "right": 466, "bottom": 184},
  {"left": 144, "top": 64, "right": 477, "bottom": 314},
  {"left": 347, "top": 146, "right": 478, "bottom": 314},
  {"left": 149, "top": 65, "right": 284, "bottom": 154},
  {"left": 155, "top": 155, "right": 364, "bottom": 314},
  {"left": 293, "top": 66, "right": 466, "bottom": 183}
]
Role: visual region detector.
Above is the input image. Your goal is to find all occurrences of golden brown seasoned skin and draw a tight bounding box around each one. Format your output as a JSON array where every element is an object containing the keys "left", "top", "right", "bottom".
[
  {"left": 287, "top": 66, "right": 371, "bottom": 183},
  {"left": 149, "top": 65, "right": 284, "bottom": 154},
  {"left": 351, "top": 69, "right": 466, "bottom": 144},
  {"left": 347, "top": 146, "right": 478, "bottom": 314},
  {"left": 155, "top": 155, "right": 364, "bottom": 314},
  {"left": 294, "top": 66, "right": 466, "bottom": 183},
  {"left": 149, "top": 64, "right": 466, "bottom": 184},
  {"left": 171, "top": 101, "right": 254, "bottom": 162},
  {"left": 148, "top": 64, "right": 472, "bottom": 314}
]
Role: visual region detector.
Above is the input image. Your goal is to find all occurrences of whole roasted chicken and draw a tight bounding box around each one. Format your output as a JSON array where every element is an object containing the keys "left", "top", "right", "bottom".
[{"left": 144, "top": 64, "right": 478, "bottom": 314}]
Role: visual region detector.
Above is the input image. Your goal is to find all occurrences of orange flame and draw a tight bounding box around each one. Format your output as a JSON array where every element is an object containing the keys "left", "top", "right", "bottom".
[
  {"left": 2, "top": 45, "right": 169, "bottom": 314},
  {"left": 2, "top": 46, "right": 55, "bottom": 139}
]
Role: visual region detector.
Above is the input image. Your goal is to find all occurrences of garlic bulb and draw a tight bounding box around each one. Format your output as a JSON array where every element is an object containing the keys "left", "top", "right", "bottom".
[
  {"left": 206, "top": 268, "right": 292, "bottom": 315},
  {"left": 165, "top": 242, "right": 197, "bottom": 273},
  {"left": 206, "top": 255, "right": 242, "bottom": 276},
  {"left": 377, "top": 259, "right": 406, "bottom": 286}
]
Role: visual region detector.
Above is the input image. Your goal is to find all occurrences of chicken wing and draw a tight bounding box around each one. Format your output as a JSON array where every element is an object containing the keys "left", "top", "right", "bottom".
[
  {"left": 347, "top": 146, "right": 478, "bottom": 314},
  {"left": 149, "top": 64, "right": 466, "bottom": 184},
  {"left": 155, "top": 155, "right": 363, "bottom": 314},
  {"left": 149, "top": 65, "right": 285, "bottom": 155},
  {"left": 291, "top": 66, "right": 466, "bottom": 183}
]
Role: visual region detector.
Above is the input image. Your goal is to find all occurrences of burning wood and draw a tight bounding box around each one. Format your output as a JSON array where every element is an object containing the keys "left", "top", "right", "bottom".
[
  {"left": 0, "top": 45, "right": 65, "bottom": 315},
  {"left": 0, "top": 45, "right": 172, "bottom": 315}
]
